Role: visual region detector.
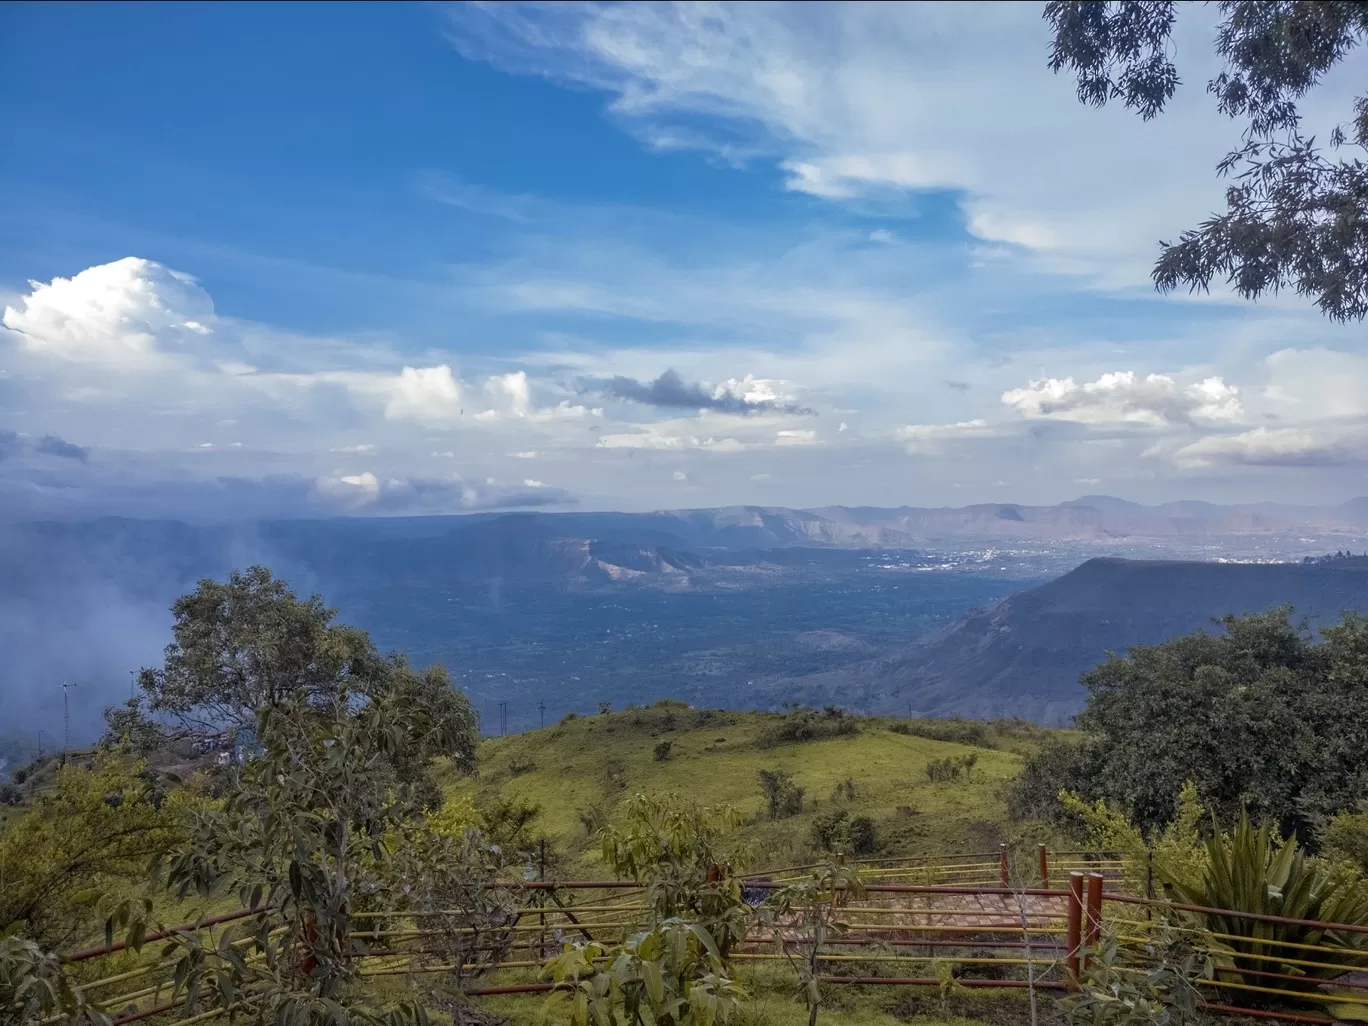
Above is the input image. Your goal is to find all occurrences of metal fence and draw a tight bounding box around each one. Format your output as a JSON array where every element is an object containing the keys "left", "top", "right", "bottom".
[{"left": 59, "top": 848, "right": 1368, "bottom": 1025}]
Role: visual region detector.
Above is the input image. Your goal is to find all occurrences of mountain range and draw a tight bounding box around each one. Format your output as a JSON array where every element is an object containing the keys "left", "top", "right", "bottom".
[
  {"left": 763, "top": 555, "right": 1368, "bottom": 724},
  {"left": 5, "top": 495, "right": 1368, "bottom": 739}
]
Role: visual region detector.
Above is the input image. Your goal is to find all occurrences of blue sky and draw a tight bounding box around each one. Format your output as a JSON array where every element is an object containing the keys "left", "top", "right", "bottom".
[{"left": 3, "top": 1, "right": 1367, "bottom": 519}]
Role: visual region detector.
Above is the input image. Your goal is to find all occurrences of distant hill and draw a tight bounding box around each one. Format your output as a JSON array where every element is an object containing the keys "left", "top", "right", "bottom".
[{"left": 771, "top": 556, "right": 1368, "bottom": 724}]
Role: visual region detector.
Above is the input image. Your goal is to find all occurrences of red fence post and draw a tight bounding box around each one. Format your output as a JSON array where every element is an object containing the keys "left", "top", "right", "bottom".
[
  {"left": 1037, "top": 844, "right": 1049, "bottom": 888},
  {"left": 1084, "top": 872, "right": 1104, "bottom": 965},
  {"left": 1065, "top": 871, "right": 1084, "bottom": 990},
  {"left": 999, "top": 843, "right": 1009, "bottom": 888}
]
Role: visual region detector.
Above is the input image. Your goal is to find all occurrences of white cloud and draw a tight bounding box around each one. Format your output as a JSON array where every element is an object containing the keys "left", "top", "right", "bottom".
[
  {"left": 445, "top": 2, "right": 1368, "bottom": 285},
  {"left": 1001, "top": 372, "right": 1243, "bottom": 428},
  {"left": 485, "top": 370, "right": 532, "bottom": 416},
  {"left": 3, "top": 257, "right": 215, "bottom": 366},
  {"left": 672, "top": 470, "right": 688, "bottom": 481},
  {"left": 1173, "top": 425, "right": 1368, "bottom": 468},
  {"left": 896, "top": 418, "right": 997, "bottom": 454},
  {"left": 381, "top": 365, "right": 464, "bottom": 423},
  {"left": 775, "top": 428, "right": 816, "bottom": 446}
]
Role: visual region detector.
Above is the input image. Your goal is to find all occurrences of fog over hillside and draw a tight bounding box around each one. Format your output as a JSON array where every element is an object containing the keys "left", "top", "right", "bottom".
[{"left": 3, "top": 496, "right": 1367, "bottom": 748}]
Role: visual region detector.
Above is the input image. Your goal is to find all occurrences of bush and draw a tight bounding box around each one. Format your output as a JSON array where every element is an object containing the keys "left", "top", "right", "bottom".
[
  {"left": 559, "top": 711, "right": 580, "bottom": 725},
  {"left": 757, "top": 707, "right": 860, "bottom": 748},
  {"left": 758, "top": 769, "right": 805, "bottom": 819},
  {"left": 849, "top": 816, "right": 877, "bottom": 855},
  {"left": 1006, "top": 738, "right": 1096, "bottom": 825},
  {"left": 653, "top": 740, "right": 673, "bottom": 762},
  {"left": 1324, "top": 807, "right": 1368, "bottom": 873},
  {"left": 890, "top": 717, "right": 991, "bottom": 747},
  {"left": 925, "top": 754, "right": 977, "bottom": 783},
  {"left": 13, "top": 769, "right": 27, "bottom": 786},
  {"left": 578, "top": 803, "right": 609, "bottom": 837},
  {"left": 811, "top": 808, "right": 849, "bottom": 852},
  {"left": 831, "top": 777, "right": 856, "bottom": 801},
  {"left": 598, "top": 701, "right": 612, "bottom": 715},
  {"left": 0, "top": 784, "right": 21, "bottom": 807},
  {"left": 604, "top": 758, "right": 628, "bottom": 792},
  {"left": 1158, "top": 813, "right": 1368, "bottom": 999}
]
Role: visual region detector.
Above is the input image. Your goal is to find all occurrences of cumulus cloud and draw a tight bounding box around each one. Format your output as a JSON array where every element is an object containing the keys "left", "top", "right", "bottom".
[
  {"left": 382, "top": 365, "right": 463, "bottom": 422},
  {"left": 1001, "top": 372, "right": 1243, "bottom": 428},
  {"left": 587, "top": 368, "right": 813, "bottom": 415},
  {"left": 3, "top": 257, "right": 215, "bottom": 365}
]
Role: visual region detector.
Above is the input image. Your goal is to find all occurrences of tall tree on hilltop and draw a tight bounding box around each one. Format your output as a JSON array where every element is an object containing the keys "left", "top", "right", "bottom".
[
  {"left": 1045, "top": 1, "right": 1368, "bottom": 321},
  {"left": 103, "top": 566, "right": 479, "bottom": 791}
]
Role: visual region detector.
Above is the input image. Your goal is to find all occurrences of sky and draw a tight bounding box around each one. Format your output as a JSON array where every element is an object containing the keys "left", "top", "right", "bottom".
[{"left": 3, "top": 0, "right": 1367, "bottom": 520}]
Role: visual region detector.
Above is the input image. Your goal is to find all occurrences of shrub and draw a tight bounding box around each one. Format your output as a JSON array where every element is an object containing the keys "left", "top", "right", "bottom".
[
  {"left": 559, "top": 711, "right": 580, "bottom": 725},
  {"left": 653, "top": 740, "right": 673, "bottom": 762},
  {"left": 578, "top": 803, "right": 609, "bottom": 838},
  {"left": 0, "top": 784, "right": 20, "bottom": 807},
  {"left": 849, "top": 816, "right": 877, "bottom": 855},
  {"left": 757, "top": 707, "right": 860, "bottom": 748},
  {"left": 604, "top": 758, "right": 628, "bottom": 792},
  {"left": 598, "top": 701, "right": 612, "bottom": 715},
  {"left": 890, "top": 717, "right": 991, "bottom": 747},
  {"left": 1324, "top": 807, "right": 1368, "bottom": 873},
  {"left": 758, "top": 768, "right": 805, "bottom": 819},
  {"left": 811, "top": 808, "right": 849, "bottom": 852},
  {"left": 831, "top": 777, "right": 856, "bottom": 801},
  {"left": 13, "top": 769, "right": 27, "bottom": 786},
  {"left": 1006, "top": 738, "right": 1097, "bottom": 824},
  {"left": 507, "top": 756, "right": 535, "bottom": 777},
  {"left": 1157, "top": 813, "right": 1368, "bottom": 999},
  {"left": 925, "top": 754, "right": 977, "bottom": 783}
]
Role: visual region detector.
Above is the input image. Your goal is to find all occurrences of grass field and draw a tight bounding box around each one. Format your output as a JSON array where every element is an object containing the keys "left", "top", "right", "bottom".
[{"left": 444, "top": 703, "right": 1063, "bottom": 875}]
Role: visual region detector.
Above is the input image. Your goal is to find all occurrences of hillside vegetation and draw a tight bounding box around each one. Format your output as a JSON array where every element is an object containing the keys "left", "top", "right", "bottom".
[{"left": 448, "top": 704, "right": 1061, "bottom": 874}]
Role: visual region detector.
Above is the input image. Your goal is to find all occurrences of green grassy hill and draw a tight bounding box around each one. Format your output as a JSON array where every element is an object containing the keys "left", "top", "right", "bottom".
[{"left": 444, "top": 702, "right": 1063, "bottom": 875}]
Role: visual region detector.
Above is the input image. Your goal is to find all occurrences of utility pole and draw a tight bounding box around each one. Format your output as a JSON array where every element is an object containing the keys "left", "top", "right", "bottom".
[
  {"left": 499, "top": 701, "right": 508, "bottom": 737},
  {"left": 60, "top": 681, "right": 77, "bottom": 767},
  {"left": 538, "top": 699, "right": 545, "bottom": 729},
  {"left": 36, "top": 729, "right": 47, "bottom": 760}
]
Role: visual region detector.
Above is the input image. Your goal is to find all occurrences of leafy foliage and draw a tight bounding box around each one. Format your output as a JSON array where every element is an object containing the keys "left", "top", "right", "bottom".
[
  {"left": 756, "top": 708, "right": 859, "bottom": 749},
  {"left": 1047, "top": 609, "right": 1368, "bottom": 839},
  {"left": 544, "top": 920, "right": 746, "bottom": 1026},
  {"left": 1157, "top": 814, "right": 1368, "bottom": 998},
  {"left": 143, "top": 683, "right": 482, "bottom": 1025},
  {"left": 1060, "top": 781, "right": 1210, "bottom": 895},
  {"left": 545, "top": 794, "right": 752, "bottom": 1026},
  {"left": 925, "top": 754, "right": 978, "bottom": 783},
  {"left": 1324, "top": 806, "right": 1368, "bottom": 874},
  {"left": 0, "top": 934, "right": 112, "bottom": 1026},
  {"left": 758, "top": 769, "right": 805, "bottom": 820},
  {"left": 0, "top": 751, "right": 186, "bottom": 948},
  {"left": 1046, "top": 1, "right": 1368, "bottom": 321},
  {"left": 763, "top": 860, "right": 866, "bottom": 1026},
  {"left": 1064, "top": 924, "right": 1213, "bottom": 1026}
]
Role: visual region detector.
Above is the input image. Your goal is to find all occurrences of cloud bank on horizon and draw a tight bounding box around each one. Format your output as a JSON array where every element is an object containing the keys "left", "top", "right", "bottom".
[{"left": 3, "top": 1, "right": 1367, "bottom": 520}]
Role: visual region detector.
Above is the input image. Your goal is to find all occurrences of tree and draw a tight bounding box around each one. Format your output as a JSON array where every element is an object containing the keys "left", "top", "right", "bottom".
[
  {"left": 1032, "top": 608, "right": 1368, "bottom": 840},
  {"left": 544, "top": 794, "right": 752, "bottom": 1026},
  {"left": 106, "top": 567, "right": 480, "bottom": 788},
  {"left": 145, "top": 685, "right": 479, "bottom": 1026},
  {"left": 764, "top": 861, "right": 865, "bottom": 1026},
  {"left": 0, "top": 752, "right": 186, "bottom": 949},
  {"left": 1045, "top": 1, "right": 1368, "bottom": 321}
]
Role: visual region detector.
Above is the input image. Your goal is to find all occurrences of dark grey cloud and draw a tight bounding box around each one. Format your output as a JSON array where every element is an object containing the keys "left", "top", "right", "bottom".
[
  {"left": 36, "top": 434, "right": 89, "bottom": 462},
  {"left": 586, "top": 368, "right": 814, "bottom": 416}
]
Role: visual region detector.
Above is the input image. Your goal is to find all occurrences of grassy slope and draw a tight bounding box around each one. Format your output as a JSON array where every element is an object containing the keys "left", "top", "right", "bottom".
[{"left": 444, "top": 704, "right": 1062, "bottom": 874}]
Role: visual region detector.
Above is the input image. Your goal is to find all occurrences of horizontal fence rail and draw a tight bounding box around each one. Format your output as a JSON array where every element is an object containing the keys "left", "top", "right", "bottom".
[{"left": 58, "top": 848, "right": 1367, "bottom": 1026}]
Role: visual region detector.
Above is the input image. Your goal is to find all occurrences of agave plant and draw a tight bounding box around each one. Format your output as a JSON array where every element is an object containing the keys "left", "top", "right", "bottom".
[{"left": 1155, "top": 813, "right": 1368, "bottom": 1014}]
